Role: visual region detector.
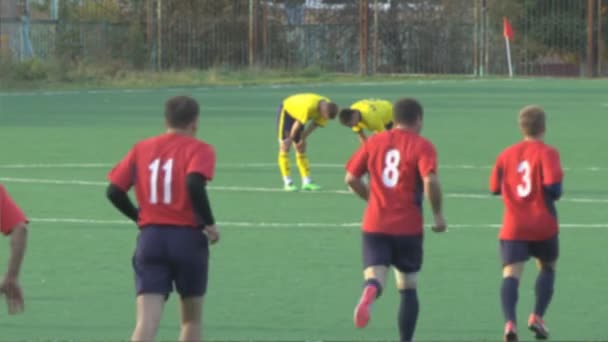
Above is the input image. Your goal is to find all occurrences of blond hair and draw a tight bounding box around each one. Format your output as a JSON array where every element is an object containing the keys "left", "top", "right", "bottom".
[{"left": 519, "top": 105, "right": 546, "bottom": 137}]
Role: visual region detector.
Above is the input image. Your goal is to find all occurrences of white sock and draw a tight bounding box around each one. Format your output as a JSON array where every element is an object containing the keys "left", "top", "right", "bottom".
[
  {"left": 283, "top": 177, "right": 293, "bottom": 185},
  {"left": 302, "top": 177, "right": 312, "bottom": 185}
]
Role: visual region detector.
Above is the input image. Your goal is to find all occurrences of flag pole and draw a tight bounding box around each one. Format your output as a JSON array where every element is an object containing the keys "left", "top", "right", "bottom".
[
  {"left": 503, "top": 17, "right": 514, "bottom": 78},
  {"left": 505, "top": 36, "right": 513, "bottom": 78}
]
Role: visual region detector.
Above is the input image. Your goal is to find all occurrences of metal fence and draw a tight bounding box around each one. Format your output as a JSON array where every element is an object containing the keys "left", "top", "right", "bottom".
[{"left": 1, "top": 0, "right": 607, "bottom": 77}]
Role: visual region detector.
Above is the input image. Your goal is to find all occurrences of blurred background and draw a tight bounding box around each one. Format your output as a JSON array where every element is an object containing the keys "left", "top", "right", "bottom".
[{"left": 0, "top": 0, "right": 607, "bottom": 84}]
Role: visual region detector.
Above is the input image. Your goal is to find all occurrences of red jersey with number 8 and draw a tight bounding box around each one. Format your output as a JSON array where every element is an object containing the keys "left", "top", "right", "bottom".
[
  {"left": 346, "top": 129, "right": 438, "bottom": 236},
  {"left": 108, "top": 133, "right": 216, "bottom": 228},
  {"left": 490, "top": 140, "right": 563, "bottom": 241}
]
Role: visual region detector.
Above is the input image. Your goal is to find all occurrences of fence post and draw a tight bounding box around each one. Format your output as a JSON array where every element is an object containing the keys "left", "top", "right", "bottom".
[
  {"left": 473, "top": 0, "right": 479, "bottom": 76},
  {"left": 157, "top": 0, "right": 162, "bottom": 71},
  {"left": 249, "top": 0, "right": 258, "bottom": 69},
  {"left": 597, "top": 0, "right": 603, "bottom": 75},
  {"left": 359, "top": 0, "right": 369, "bottom": 76},
  {"left": 373, "top": 0, "right": 378, "bottom": 75},
  {"left": 587, "top": 0, "right": 595, "bottom": 77}
]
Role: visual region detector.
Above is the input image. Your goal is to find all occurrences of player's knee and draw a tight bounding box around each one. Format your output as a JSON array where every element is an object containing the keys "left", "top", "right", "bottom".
[
  {"left": 539, "top": 261, "right": 556, "bottom": 272},
  {"left": 364, "top": 266, "right": 388, "bottom": 287},
  {"left": 395, "top": 272, "right": 418, "bottom": 290},
  {"left": 502, "top": 263, "right": 525, "bottom": 279}
]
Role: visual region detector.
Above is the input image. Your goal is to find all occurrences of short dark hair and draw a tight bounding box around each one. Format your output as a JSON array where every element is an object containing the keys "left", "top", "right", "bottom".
[
  {"left": 327, "top": 102, "right": 339, "bottom": 119},
  {"left": 393, "top": 98, "right": 423, "bottom": 125},
  {"left": 519, "top": 105, "right": 545, "bottom": 137},
  {"left": 165, "top": 96, "right": 200, "bottom": 129},
  {"left": 339, "top": 108, "right": 357, "bottom": 125}
]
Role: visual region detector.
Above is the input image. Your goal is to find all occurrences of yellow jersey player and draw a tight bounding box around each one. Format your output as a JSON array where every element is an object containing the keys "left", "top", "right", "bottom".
[
  {"left": 276, "top": 93, "right": 338, "bottom": 191},
  {"left": 339, "top": 99, "right": 393, "bottom": 144}
]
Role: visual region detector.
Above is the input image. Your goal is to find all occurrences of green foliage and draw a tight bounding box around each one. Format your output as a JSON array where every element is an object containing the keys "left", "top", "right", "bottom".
[{"left": 1, "top": 58, "right": 49, "bottom": 81}]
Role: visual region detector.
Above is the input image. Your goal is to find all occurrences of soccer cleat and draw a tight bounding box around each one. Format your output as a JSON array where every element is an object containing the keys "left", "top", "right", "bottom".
[
  {"left": 504, "top": 321, "right": 518, "bottom": 342},
  {"left": 353, "top": 285, "right": 377, "bottom": 328},
  {"left": 283, "top": 183, "right": 298, "bottom": 192},
  {"left": 528, "top": 314, "right": 549, "bottom": 340},
  {"left": 301, "top": 183, "right": 321, "bottom": 191}
]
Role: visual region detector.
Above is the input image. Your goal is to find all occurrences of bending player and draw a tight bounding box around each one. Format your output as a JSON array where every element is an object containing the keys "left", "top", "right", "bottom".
[
  {"left": 106, "top": 96, "right": 219, "bottom": 342},
  {"left": 339, "top": 99, "right": 393, "bottom": 144},
  {"left": 276, "top": 93, "right": 338, "bottom": 191},
  {"left": 0, "top": 184, "right": 28, "bottom": 315},
  {"left": 490, "top": 106, "right": 563, "bottom": 342},
  {"left": 345, "top": 98, "right": 447, "bottom": 342}
]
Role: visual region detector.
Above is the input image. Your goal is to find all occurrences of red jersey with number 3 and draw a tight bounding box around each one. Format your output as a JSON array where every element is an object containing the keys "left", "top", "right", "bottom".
[
  {"left": 346, "top": 129, "right": 438, "bottom": 236},
  {"left": 490, "top": 140, "right": 563, "bottom": 241},
  {"left": 108, "top": 133, "right": 216, "bottom": 228},
  {"left": 0, "top": 184, "right": 28, "bottom": 235}
]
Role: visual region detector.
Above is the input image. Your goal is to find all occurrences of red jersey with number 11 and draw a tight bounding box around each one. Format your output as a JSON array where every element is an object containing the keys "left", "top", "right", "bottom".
[
  {"left": 490, "top": 140, "right": 563, "bottom": 241},
  {"left": 346, "top": 129, "right": 438, "bottom": 236},
  {"left": 108, "top": 133, "right": 216, "bottom": 228}
]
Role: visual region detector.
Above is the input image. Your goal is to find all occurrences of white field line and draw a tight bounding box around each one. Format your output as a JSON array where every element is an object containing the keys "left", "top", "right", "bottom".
[
  {"left": 28, "top": 217, "right": 608, "bottom": 229},
  {"left": 0, "top": 162, "right": 603, "bottom": 172},
  {"left": 1, "top": 176, "right": 607, "bottom": 204}
]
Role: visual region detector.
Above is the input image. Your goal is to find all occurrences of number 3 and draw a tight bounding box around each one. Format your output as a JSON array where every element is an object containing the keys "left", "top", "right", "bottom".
[
  {"left": 517, "top": 160, "right": 531, "bottom": 197},
  {"left": 382, "top": 149, "right": 400, "bottom": 188}
]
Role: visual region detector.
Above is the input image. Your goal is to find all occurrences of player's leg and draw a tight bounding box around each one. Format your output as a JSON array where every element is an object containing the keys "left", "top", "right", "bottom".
[
  {"left": 179, "top": 297, "right": 203, "bottom": 341},
  {"left": 172, "top": 229, "right": 209, "bottom": 342},
  {"left": 354, "top": 233, "right": 390, "bottom": 328},
  {"left": 277, "top": 107, "right": 297, "bottom": 191},
  {"left": 527, "top": 235, "right": 559, "bottom": 340},
  {"left": 131, "top": 227, "right": 172, "bottom": 341},
  {"left": 132, "top": 294, "right": 166, "bottom": 341},
  {"left": 294, "top": 130, "right": 319, "bottom": 191},
  {"left": 393, "top": 235, "right": 423, "bottom": 342},
  {"left": 500, "top": 240, "right": 530, "bottom": 342}
]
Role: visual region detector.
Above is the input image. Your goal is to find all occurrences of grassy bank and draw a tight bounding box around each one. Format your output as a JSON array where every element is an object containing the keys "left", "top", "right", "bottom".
[{"left": 0, "top": 59, "right": 480, "bottom": 91}]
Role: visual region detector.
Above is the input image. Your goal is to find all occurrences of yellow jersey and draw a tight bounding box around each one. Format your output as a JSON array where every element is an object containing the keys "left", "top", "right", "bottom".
[
  {"left": 282, "top": 93, "right": 331, "bottom": 127},
  {"left": 350, "top": 99, "right": 393, "bottom": 133}
]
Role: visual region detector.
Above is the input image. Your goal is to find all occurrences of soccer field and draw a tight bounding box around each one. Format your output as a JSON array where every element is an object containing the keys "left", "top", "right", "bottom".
[{"left": 1, "top": 79, "right": 607, "bottom": 341}]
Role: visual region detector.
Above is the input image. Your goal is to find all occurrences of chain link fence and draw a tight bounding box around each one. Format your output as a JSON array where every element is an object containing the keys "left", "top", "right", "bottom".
[{"left": 1, "top": 0, "right": 607, "bottom": 78}]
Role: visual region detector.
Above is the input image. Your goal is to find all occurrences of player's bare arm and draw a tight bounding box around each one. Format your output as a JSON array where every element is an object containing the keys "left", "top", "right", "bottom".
[
  {"left": 300, "top": 122, "right": 318, "bottom": 141},
  {"left": 1, "top": 222, "right": 27, "bottom": 314},
  {"left": 358, "top": 131, "right": 367, "bottom": 144},
  {"left": 423, "top": 173, "right": 446, "bottom": 232},
  {"left": 345, "top": 171, "right": 369, "bottom": 201}
]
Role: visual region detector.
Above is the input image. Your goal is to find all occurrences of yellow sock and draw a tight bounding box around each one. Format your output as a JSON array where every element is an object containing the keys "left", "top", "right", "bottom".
[
  {"left": 296, "top": 153, "right": 311, "bottom": 183},
  {"left": 278, "top": 151, "right": 291, "bottom": 182}
]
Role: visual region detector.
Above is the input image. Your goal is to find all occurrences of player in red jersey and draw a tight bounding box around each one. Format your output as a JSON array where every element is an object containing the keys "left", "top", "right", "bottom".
[
  {"left": 489, "top": 106, "right": 563, "bottom": 342},
  {"left": 0, "top": 184, "right": 28, "bottom": 315},
  {"left": 106, "top": 96, "right": 219, "bottom": 342},
  {"left": 345, "top": 98, "right": 447, "bottom": 342}
]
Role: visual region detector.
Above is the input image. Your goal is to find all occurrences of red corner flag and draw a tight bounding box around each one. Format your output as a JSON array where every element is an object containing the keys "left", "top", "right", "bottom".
[{"left": 503, "top": 17, "right": 514, "bottom": 41}]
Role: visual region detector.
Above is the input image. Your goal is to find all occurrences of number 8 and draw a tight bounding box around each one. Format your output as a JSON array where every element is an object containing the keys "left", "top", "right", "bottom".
[{"left": 382, "top": 149, "right": 400, "bottom": 188}]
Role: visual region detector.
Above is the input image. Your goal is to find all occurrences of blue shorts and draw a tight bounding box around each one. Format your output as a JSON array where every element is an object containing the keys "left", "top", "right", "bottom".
[
  {"left": 500, "top": 234, "right": 559, "bottom": 266},
  {"left": 133, "top": 225, "right": 209, "bottom": 298},
  {"left": 362, "top": 232, "right": 423, "bottom": 273},
  {"left": 276, "top": 105, "right": 303, "bottom": 142}
]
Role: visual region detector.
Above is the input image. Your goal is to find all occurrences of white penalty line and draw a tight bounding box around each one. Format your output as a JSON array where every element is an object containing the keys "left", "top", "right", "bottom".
[
  {"left": 1, "top": 176, "right": 607, "bottom": 204},
  {"left": 0, "top": 162, "right": 603, "bottom": 172},
  {"left": 27, "top": 218, "right": 608, "bottom": 229}
]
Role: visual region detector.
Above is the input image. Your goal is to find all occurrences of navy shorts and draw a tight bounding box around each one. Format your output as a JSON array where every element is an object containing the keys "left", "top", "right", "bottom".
[
  {"left": 133, "top": 226, "right": 209, "bottom": 298},
  {"left": 500, "top": 234, "right": 559, "bottom": 266},
  {"left": 277, "top": 105, "right": 303, "bottom": 142},
  {"left": 362, "top": 232, "right": 423, "bottom": 273}
]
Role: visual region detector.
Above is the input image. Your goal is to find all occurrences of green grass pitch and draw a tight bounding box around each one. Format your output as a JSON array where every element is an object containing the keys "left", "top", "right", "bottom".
[{"left": 0, "top": 79, "right": 607, "bottom": 341}]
